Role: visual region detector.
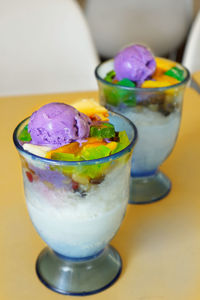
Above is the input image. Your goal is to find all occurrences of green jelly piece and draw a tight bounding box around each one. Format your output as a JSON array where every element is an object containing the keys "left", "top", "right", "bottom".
[
  {"left": 123, "top": 97, "right": 137, "bottom": 107},
  {"left": 81, "top": 145, "right": 111, "bottom": 160},
  {"left": 104, "top": 87, "right": 137, "bottom": 107},
  {"left": 52, "top": 161, "right": 109, "bottom": 180},
  {"left": 164, "top": 66, "right": 185, "bottom": 81},
  {"left": 119, "top": 130, "right": 130, "bottom": 145},
  {"left": 18, "top": 124, "right": 32, "bottom": 142},
  {"left": 51, "top": 165, "right": 75, "bottom": 176},
  {"left": 77, "top": 144, "right": 112, "bottom": 178},
  {"left": 104, "top": 70, "right": 116, "bottom": 83},
  {"left": 117, "top": 78, "right": 136, "bottom": 87},
  {"left": 112, "top": 131, "right": 130, "bottom": 154},
  {"left": 90, "top": 122, "right": 115, "bottom": 139},
  {"left": 103, "top": 87, "right": 120, "bottom": 106},
  {"left": 103, "top": 78, "right": 136, "bottom": 107},
  {"left": 51, "top": 153, "right": 82, "bottom": 161},
  {"left": 51, "top": 133, "right": 131, "bottom": 180},
  {"left": 50, "top": 153, "right": 82, "bottom": 177},
  {"left": 51, "top": 145, "right": 112, "bottom": 179},
  {"left": 102, "top": 122, "right": 114, "bottom": 128},
  {"left": 76, "top": 162, "right": 110, "bottom": 179}
]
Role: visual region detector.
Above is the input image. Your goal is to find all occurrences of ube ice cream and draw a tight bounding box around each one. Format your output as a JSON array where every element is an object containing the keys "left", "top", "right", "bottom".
[
  {"left": 114, "top": 44, "right": 156, "bottom": 86},
  {"left": 28, "top": 102, "right": 91, "bottom": 148}
]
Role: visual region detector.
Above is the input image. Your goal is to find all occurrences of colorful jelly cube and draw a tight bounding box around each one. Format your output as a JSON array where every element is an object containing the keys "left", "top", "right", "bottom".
[
  {"left": 155, "top": 58, "right": 176, "bottom": 72},
  {"left": 18, "top": 125, "right": 31, "bottom": 142},
  {"left": 117, "top": 78, "right": 136, "bottom": 88},
  {"left": 164, "top": 66, "right": 185, "bottom": 82},
  {"left": 81, "top": 145, "right": 111, "bottom": 160},
  {"left": 104, "top": 70, "right": 116, "bottom": 83},
  {"left": 89, "top": 122, "right": 115, "bottom": 139}
]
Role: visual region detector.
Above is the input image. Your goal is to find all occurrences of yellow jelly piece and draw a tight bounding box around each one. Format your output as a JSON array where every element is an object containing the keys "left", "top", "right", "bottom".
[
  {"left": 155, "top": 57, "right": 176, "bottom": 72},
  {"left": 152, "top": 74, "right": 179, "bottom": 85},
  {"left": 73, "top": 99, "right": 109, "bottom": 121},
  {"left": 72, "top": 173, "right": 89, "bottom": 185},
  {"left": 106, "top": 142, "right": 117, "bottom": 151},
  {"left": 141, "top": 80, "right": 172, "bottom": 88},
  {"left": 82, "top": 140, "right": 107, "bottom": 150}
]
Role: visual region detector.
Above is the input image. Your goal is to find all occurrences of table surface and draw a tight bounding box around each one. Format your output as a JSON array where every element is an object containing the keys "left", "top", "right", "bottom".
[{"left": 1, "top": 86, "right": 200, "bottom": 300}]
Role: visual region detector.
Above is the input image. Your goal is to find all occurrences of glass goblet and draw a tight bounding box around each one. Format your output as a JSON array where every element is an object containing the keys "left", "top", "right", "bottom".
[
  {"left": 95, "top": 59, "right": 190, "bottom": 204},
  {"left": 13, "top": 111, "right": 137, "bottom": 295}
]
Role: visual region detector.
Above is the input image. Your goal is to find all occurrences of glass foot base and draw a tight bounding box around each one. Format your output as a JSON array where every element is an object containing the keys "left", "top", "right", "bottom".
[
  {"left": 129, "top": 170, "right": 171, "bottom": 204},
  {"left": 36, "top": 245, "right": 122, "bottom": 296}
]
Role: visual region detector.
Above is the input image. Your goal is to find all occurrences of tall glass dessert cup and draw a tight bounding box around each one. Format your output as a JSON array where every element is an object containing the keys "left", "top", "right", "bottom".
[
  {"left": 13, "top": 111, "right": 137, "bottom": 295},
  {"left": 95, "top": 59, "right": 190, "bottom": 204}
]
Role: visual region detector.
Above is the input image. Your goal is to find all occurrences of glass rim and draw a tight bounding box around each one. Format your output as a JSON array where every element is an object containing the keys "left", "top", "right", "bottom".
[
  {"left": 94, "top": 58, "right": 190, "bottom": 92},
  {"left": 13, "top": 110, "right": 138, "bottom": 166}
]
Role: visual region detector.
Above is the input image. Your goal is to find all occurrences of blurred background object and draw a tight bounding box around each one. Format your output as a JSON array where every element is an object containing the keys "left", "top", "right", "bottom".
[
  {"left": 77, "top": 0, "right": 200, "bottom": 62},
  {"left": 0, "top": 0, "right": 99, "bottom": 96},
  {"left": 182, "top": 9, "right": 200, "bottom": 73}
]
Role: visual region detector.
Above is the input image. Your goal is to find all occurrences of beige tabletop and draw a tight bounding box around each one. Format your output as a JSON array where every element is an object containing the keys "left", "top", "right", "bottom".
[
  {"left": 193, "top": 71, "right": 200, "bottom": 87},
  {"left": 1, "top": 87, "right": 200, "bottom": 300}
]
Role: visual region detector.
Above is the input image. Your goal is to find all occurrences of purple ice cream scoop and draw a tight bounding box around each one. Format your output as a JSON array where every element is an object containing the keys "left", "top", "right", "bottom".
[
  {"left": 28, "top": 102, "right": 91, "bottom": 148},
  {"left": 114, "top": 44, "right": 156, "bottom": 86}
]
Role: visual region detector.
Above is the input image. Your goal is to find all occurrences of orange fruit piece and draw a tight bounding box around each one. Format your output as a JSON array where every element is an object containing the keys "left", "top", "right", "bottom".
[
  {"left": 152, "top": 67, "right": 164, "bottom": 78},
  {"left": 82, "top": 139, "right": 107, "bottom": 150},
  {"left": 84, "top": 137, "right": 104, "bottom": 144},
  {"left": 155, "top": 57, "right": 176, "bottom": 72},
  {"left": 46, "top": 137, "right": 106, "bottom": 159},
  {"left": 46, "top": 142, "right": 81, "bottom": 159}
]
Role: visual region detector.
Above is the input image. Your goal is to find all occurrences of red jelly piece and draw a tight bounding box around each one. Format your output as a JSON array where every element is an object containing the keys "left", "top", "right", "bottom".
[
  {"left": 72, "top": 180, "right": 79, "bottom": 191},
  {"left": 26, "top": 171, "right": 33, "bottom": 182}
]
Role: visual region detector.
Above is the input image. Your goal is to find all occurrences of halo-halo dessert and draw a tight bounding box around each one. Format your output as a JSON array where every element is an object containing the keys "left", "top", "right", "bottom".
[
  {"left": 95, "top": 44, "right": 190, "bottom": 204},
  {"left": 13, "top": 99, "right": 137, "bottom": 295}
]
